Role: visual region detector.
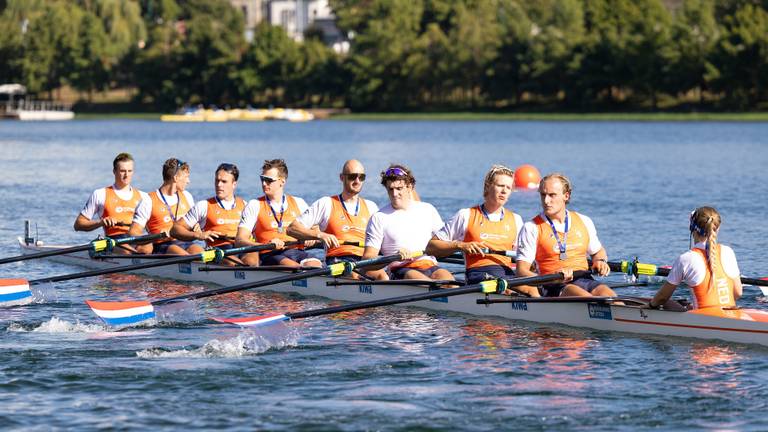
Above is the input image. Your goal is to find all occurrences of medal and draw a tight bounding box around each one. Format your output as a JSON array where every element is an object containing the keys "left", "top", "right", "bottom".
[
  {"left": 266, "top": 195, "right": 286, "bottom": 234},
  {"left": 545, "top": 211, "right": 569, "bottom": 262}
]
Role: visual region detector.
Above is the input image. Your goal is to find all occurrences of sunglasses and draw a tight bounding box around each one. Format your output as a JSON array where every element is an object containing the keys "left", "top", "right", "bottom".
[
  {"left": 260, "top": 174, "right": 280, "bottom": 184},
  {"left": 343, "top": 173, "right": 366, "bottom": 181},
  {"left": 173, "top": 158, "right": 187, "bottom": 177},
  {"left": 384, "top": 167, "right": 407, "bottom": 177}
]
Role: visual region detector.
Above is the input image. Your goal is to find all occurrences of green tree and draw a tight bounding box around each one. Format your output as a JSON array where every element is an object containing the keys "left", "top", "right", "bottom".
[{"left": 668, "top": 0, "right": 719, "bottom": 104}]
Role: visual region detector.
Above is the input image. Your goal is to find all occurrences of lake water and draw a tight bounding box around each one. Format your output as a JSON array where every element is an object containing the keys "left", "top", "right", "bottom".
[{"left": 0, "top": 120, "right": 766, "bottom": 430}]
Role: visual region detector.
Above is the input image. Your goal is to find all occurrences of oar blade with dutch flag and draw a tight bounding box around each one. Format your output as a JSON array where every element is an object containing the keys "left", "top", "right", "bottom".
[{"left": 85, "top": 252, "right": 407, "bottom": 328}]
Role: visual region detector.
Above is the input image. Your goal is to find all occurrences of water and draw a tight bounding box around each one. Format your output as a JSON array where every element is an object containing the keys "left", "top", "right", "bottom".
[{"left": 0, "top": 120, "right": 766, "bottom": 430}]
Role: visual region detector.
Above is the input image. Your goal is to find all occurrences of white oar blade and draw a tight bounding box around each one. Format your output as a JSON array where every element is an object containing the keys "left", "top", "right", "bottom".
[
  {"left": 0, "top": 279, "right": 33, "bottom": 307},
  {"left": 760, "top": 286, "right": 768, "bottom": 296},
  {"left": 85, "top": 300, "right": 156, "bottom": 327},
  {"left": 212, "top": 313, "right": 289, "bottom": 327}
]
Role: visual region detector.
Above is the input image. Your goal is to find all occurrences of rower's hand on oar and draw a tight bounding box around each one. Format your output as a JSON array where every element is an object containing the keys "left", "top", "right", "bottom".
[
  {"left": 100, "top": 217, "right": 119, "bottom": 228},
  {"left": 397, "top": 248, "right": 414, "bottom": 260},
  {"left": 591, "top": 259, "right": 610, "bottom": 277},
  {"left": 197, "top": 230, "right": 221, "bottom": 242},
  {"left": 271, "top": 238, "right": 286, "bottom": 249},
  {"left": 561, "top": 268, "right": 574, "bottom": 282},
  {"left": 457, "top": 241, "right": 487, "bottom": 256},
  {"left": 317, "top": 232, "right": 340, "bottom": 249},
  {"left": 304, "top": 239, "right": 320, "bottom": 248}
]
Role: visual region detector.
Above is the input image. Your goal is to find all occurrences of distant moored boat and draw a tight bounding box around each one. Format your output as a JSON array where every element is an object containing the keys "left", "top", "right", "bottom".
[{"left": 0, "top": 84, "right": 75, "bottom": 121}]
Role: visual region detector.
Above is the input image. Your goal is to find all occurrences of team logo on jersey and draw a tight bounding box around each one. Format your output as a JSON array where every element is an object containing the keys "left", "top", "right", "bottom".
[
  {"left": 504, "top": 224, "right": 511, "bottom": 231},
  {"left": 163, "top": 216, "right": 172, "bottom": 223},
  {"left": 342, "top": 225, "right": 351, "bottom": 232},
  {"left": 480, "top": 233, "right": 508, "bottom": 240}
]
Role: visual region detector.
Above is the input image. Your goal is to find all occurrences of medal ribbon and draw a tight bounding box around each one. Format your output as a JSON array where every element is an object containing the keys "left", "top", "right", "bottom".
[
  {"left": 266, "top": 195, "right": 286, "bottom": 231},
  {"left": 545, "top": 210, "right": 569, "bottom": 259}
]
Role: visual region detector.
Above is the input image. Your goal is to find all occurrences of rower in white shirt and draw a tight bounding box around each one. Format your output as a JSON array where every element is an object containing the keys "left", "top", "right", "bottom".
[
  {"left": 287, "top": 159, "right": 387, "bottom": 279},
  {"left": 362, "top": 164, "right": 453, "bottom": 281},
  {"left": 74, "top": 152, "right": 150, "bottom": 254},
  {"left": 236, "top": 159, "right": 321, "bottom": 268},
  {"left": 129, "top": 158, "right": 195, "bottom": 255},
  {"left": 171, "top": 163, "right": 245, "bottom": 255}
]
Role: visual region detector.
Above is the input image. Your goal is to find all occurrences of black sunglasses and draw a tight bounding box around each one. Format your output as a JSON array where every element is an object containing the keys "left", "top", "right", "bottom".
[{"left": 343, "top": 173, "right": 366, "bottom": 181}]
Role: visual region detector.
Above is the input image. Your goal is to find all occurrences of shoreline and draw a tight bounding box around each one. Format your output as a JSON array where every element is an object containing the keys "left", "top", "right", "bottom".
[{"left": 71, "top": 111, "right": 768, "bottom": 122}]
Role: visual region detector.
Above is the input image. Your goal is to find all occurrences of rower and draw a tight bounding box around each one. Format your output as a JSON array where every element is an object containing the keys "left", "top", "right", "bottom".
[
  {"left": 647, "top": 207, "right": 743, "bottom": 311},
  {"left": 171, "top": 163, "right": 245, "bottom": 256},
  {"left": 129, "top": 158, "right": 195, "bottom": 255},
  {"left": 74, "top": 152, "right": 150, "bottom": 254},
  {"left": 427, "top": 164, "right": 537, "bottom": 295},
  {"left": 362, "top": 164, "right": 453, "bottom": 281},
  {"left": 236, "top": 159, "right": 322, "bottom": 268},
  {"left": 287, "top": 159, "right": 387, "bottom": 279},
  {"left": 515, "top": 173, "right": 616, "bottom": 297}
]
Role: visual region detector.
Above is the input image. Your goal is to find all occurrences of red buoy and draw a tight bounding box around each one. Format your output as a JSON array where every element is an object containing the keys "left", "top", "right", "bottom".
[{"left": 514, "top": 164, "right": 541, "bottom": 189}]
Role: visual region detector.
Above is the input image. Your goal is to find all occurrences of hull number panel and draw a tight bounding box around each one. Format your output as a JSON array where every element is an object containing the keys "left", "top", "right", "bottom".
[
  {"left": 588, "top": 303, "right": 613, "bottom": 320},
  {"left": 178, "top": 263, "right": 192, "bottom": 274}
]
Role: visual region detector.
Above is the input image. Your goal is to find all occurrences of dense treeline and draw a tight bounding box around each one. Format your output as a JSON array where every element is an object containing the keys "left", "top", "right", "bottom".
[{"left": 1, "top": 0, "right": 767, "bottom": 111}]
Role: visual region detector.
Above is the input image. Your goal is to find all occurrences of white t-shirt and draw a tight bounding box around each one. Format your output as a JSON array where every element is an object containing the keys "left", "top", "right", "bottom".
[
  {"left": 79, "top": 185, "right": 151, "bottom": 220},
  {"left": 516, "top": 210, "right": 602, "bottom": 264},
  {"left": 182, "top": 197, "right": 240, "bottom": 229},
  {"left": 296, "top": 196, "right": 379, "bottom": 230},
  {"left": 365, "top": 201, "right": 444, "bottom": 267},
  {"left": 667, "top": 242, "right": 740, "bottom": 286},
  {"left": 435, "top": 207, "right": 524, "bottom": 247},
  {"left": 238, "top": 195, "right": 309, "bottom": 232},
  {"left": 133, "top": 189, "right": 195, "bottom": 227}
]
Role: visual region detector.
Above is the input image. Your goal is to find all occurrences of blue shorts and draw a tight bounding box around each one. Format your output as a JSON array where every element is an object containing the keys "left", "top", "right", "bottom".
[
  {"left": 154, "top": 240, "right": 196, "bottom": 254},
  {"left": 541, "top": 275, "right": 603, "bottom": 297},
  {"left": 391, "top": 265, "right": 441, "bottom": 280},
  {"left": 326, "top": 255, "right": 361, "bottom": 265},
  {"left": 108, "top": 234, "right": 129, "bottom": 240},
  {"left": 261, "top": 248, "right": 313, "bottom": 266},
  {"left": 466, "top": 265, "right": 515, "bottom": 285}
]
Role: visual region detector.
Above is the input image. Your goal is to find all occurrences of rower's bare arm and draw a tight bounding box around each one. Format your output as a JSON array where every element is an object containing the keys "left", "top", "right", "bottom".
[
  {"left": 650, "top": 282, "right": 678, "bottom": 307},
  {"left": 286, "top": 220, "right": 317, "bottom": 241},
  {"left": 171, "top": 220, "right": 206, "bottom": 242},
  {"left": 590, "top": 248, "right": 610, "bottom": 276},
  {"left": 733, "top": 277, "right": 743, "bottom": 300},
  {"left": 235, "top": 227, "right": 257, "bottom": 247},
  {"left": 515, "top": 260, "right": 537, "bottom": 278},
  {"left": 74, "top": 214, "right": 104, "bottom": 232},
  {"left": 128, "top": 222, "right": 145, "bottom": 238},
  {"left": 427, "top": 236, "right": 486, "bottom": 258},
  {"left": 361, "top": 246, "right": 388, "bottom": 270}
]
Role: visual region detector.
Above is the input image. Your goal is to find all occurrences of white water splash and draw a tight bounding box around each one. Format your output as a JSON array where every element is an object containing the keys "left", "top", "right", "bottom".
[
  {"left": 7, "top": 316, "right": 104, "bottom": 333},
  {"left": 155, "top": 300, "right": 204, "bottom": 325},
  {"left": 136, "top": 323, "right": 299, "bottom": 358}
]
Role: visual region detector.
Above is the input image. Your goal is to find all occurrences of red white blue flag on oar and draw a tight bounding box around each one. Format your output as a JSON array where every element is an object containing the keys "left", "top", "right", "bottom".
[
  {"left": 213, "top": 313, "right": 289, "bottom": 327},
  {"left": 0, "top": 279, "right": 33, "bottom": 306},
  {"left": 85, "top": 300, "right": 156, "bottom": 326}
]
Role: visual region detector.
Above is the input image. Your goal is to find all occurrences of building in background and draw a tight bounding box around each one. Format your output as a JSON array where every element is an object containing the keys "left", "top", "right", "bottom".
[{"left": 228, "top": 0, "right": 349, "bottom": 52}]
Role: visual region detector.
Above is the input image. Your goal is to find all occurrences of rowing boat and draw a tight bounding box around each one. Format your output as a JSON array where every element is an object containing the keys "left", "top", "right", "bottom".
[{"left": 16, "top": 237, "right": 768, "bottom": 346}]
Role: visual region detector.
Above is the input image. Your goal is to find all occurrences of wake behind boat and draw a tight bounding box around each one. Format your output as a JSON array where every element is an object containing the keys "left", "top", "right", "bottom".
[{"left": 15, "top": 236, "right": 768, "bottom": 347}]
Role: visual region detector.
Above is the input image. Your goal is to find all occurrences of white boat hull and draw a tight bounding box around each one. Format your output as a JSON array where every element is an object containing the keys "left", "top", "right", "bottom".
[{"left": 17, "top": 239, "right": 768, "bottom": 346}]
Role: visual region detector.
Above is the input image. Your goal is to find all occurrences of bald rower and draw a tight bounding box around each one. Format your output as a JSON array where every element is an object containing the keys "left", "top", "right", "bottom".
[{"left": 288, "top": 160, "right": 387, "bottom": 279}]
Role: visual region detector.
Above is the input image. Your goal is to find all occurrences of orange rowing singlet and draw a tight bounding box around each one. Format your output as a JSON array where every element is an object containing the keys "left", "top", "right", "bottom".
[
  {"left": 463, "top": 206, "right": 517, "bottom": 269},
  {"left": 690, "top": 245, "right": 736, "bottom": 309},
  {"left": 533, "top": 212, "right": 590, "bottom": 275},
  {"left": 102, "top": 186, "right": 141, "bottom": 236},
  {"left": 324, "top": 195, "right": 371, "bottom": 258},
  {"left": 203, "top": 197, "right": 245, "bottom": 247}
]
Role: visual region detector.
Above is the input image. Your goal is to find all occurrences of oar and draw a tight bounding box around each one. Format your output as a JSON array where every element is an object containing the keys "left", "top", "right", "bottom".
[
  {"left": 0, "top": 232, "right": 167, "bottom": 265},
  {"left": 85, "top": 253, "right": 409, "bottom": 327},
  {"left": 0, "top": 242, "right": 288, "bottom": 307},
  {"left": 609, "top": 258, "right": 768, "bottom": 294},
  {"left": 213, "top": 272, "right": 568, "bottom": 327}
]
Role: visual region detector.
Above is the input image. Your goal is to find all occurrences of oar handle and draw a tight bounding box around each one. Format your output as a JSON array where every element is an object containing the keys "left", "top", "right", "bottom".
[
  {"left": 0, "top": 232, "right": 168, "bottom": 265},
  {"left": 30, "top": 241, "right": 291, "bottom": 285},
  {"left": 285, "top": 272, "right": 566, "bottom": 320},
  {"left": 154, "top": 252, "right": 403, "bottom": 306}
]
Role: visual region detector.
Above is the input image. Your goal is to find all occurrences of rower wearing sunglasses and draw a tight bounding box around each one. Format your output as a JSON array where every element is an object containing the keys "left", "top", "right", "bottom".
[
  {"left": 129, "top": 158, "right": 195, "bottom": 254},
  {"left": 287, "top": 160, "right": 387, "bottom": 279},
  {"left": 236, "top": 159, "right": 322, "bottom": 268},
  {"left": 171, "top": 163, "right": 245, "bottom": 255},
  {"left": 74, "top": 152, "right": 150, "bottom": 254},
  {"left": 362, "top": 164, "right": 454, "bottom": 282}
]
